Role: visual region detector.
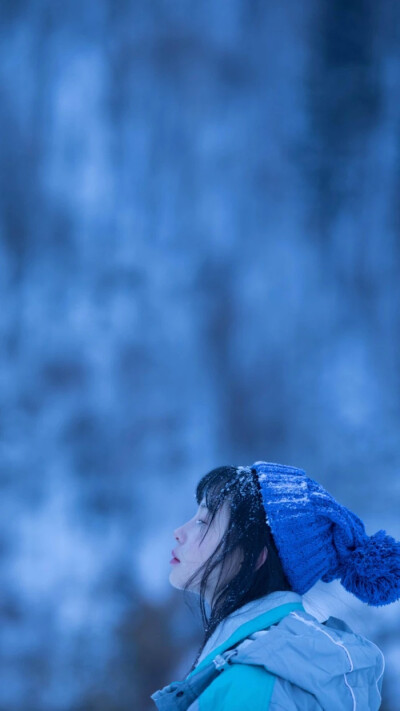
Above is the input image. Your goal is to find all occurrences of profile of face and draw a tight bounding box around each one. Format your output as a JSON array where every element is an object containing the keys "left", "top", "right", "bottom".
[{"left": 169, "top": 499, "right": 232, "bottom": 601}]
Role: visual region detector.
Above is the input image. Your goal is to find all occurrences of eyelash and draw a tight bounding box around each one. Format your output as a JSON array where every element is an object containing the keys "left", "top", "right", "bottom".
[{"left": 196, "top": 520, "right": 207, "bottom": 526}]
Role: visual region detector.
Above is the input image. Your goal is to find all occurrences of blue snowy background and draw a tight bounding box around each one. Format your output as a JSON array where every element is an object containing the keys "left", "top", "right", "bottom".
[{"left": 1, "top": 1, "right": 400, "bottom": 709}]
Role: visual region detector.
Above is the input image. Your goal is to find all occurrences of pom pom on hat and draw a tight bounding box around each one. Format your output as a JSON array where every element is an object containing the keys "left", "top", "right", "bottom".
[
  {"left": 248, "top": 460, "right": 400, "bottom": 607},
  {"left": 336, "top": 529, "right": 400, "bottom": 606}
]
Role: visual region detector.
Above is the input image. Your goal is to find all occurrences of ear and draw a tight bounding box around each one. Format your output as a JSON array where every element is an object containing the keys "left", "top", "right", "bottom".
[{"left": 255, "top": 546, "right": 268, "bottom": 571}]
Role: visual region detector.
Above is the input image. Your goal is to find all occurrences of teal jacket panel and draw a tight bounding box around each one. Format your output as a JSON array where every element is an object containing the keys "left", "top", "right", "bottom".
[{"left": 198, "top": 662, "right": 275, "bottom": 711}]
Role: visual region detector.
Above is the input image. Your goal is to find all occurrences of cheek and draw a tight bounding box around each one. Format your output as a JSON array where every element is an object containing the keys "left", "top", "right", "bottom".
[
  {"left": 180, "top": 532, "right": 214, "bottom": 570},
  {"left": 186, "top": 536, "right": 220, "bottom": 575},
  {"left": 182, "top": 525, "right": 221, "bottom": 569},
  {"left": 184, "top": 541, "right": 206, "bottom": 566}
]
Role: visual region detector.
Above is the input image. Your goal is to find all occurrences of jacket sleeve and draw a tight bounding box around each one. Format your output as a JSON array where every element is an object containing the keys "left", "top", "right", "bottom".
[{"left": 197, "top": 663, "right": 276, "bottom": 711}]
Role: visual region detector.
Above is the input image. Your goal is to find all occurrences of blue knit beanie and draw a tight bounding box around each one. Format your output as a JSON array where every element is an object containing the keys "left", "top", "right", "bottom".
[{"left": 237, "top": 461, "right": 400, "bottom": 606}]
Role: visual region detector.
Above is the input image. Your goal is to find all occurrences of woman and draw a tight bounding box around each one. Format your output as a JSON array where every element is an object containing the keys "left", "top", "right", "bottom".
[{"left": 151, "top": 461, "right": 400, "bottom": 710}]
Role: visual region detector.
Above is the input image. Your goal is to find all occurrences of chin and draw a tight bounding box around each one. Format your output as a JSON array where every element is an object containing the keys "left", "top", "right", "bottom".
[{"left": 169, "top": 569, "right": 184, "bottom": 590}]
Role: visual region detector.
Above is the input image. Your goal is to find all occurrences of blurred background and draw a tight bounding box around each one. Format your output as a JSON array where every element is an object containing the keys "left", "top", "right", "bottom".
[{"left": 1, "top": 1, "right": 400, "bottom": 709}]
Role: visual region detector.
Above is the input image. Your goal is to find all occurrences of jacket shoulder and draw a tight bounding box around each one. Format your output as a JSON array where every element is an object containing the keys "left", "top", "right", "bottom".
[{"left": 198, "top": 663, "right": 275, "bottom": 711}]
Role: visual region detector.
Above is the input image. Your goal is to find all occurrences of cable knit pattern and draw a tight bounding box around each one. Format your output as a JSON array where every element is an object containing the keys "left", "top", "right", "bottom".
[{"left": 248, "top": 461, "right": 400, "bottom": 606}]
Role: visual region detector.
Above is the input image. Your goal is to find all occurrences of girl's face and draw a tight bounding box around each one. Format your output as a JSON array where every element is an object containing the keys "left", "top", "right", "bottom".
[{"left": 169, "top": 498, "right": 231, "bottom": 600}]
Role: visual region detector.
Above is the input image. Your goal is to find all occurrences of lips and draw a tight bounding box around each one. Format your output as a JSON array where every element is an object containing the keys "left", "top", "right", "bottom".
[{"left": 170, "top": 549, "right": 180, "bottom": 563}]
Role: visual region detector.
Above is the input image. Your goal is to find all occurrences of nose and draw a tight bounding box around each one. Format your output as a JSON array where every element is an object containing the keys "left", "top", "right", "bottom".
[{"left": 173, "top": 524, "right": 185, "bottom": 542}]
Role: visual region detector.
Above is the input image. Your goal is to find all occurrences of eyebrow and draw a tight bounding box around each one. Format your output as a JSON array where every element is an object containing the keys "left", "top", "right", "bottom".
[{"left": 199, "top": 502, "right": 208, "bottom": 509}]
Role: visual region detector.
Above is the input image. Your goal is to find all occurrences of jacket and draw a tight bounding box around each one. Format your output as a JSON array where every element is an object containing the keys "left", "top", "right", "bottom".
[{"left": 151, "top": 590, "right": 385, "bottom": 710}]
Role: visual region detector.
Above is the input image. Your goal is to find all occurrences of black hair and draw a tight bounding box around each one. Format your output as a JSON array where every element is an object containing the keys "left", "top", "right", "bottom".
[{"left": 183, "top": 465, "right": 292, "bottom": 670}]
